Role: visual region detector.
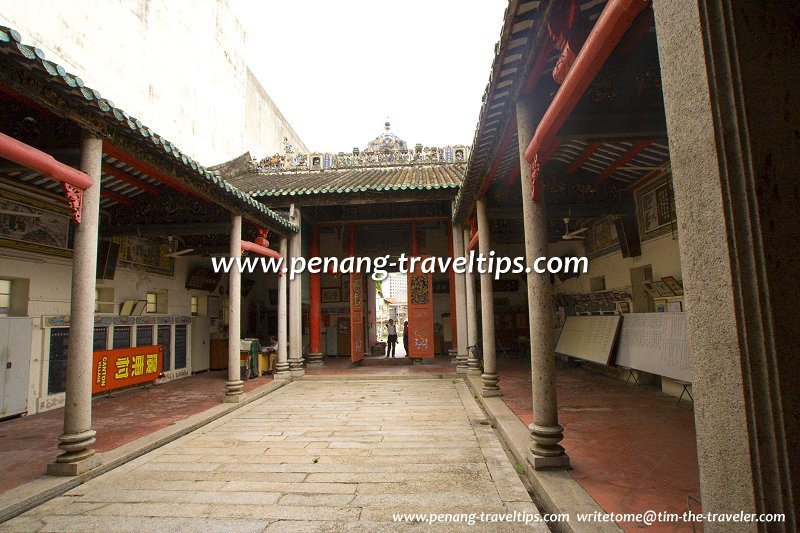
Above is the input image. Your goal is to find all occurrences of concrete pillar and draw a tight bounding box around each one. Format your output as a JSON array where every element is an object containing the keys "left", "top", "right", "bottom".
[
  {"left": 224, "top": 213, "right": 244, "bottom": 402},
  {"left": 476, "top": 198, "right": 499, "bottom": 397},
  {"left": 274, "top": 235, "right": 290, "bottom": 380},
  {"left": 516, "top": 98, "right": 568, "bottom": 469},
  {"left": 288, "top": 207, "right": 304, "bottom": 376},
  {"left": 453, "top": 222, "right": 469, "bottom": 374},
  {"left": 463, "top": 227, "right": 480, "bottom": 375},
  {"left": 652, "top": 0, "right": 799, "bottom": 522},
  {"left": 47, "top": 133, "right": 103, "bottom": 476},
  {"left": 307, "top": 225, "right": 323, "bottom": 367}
]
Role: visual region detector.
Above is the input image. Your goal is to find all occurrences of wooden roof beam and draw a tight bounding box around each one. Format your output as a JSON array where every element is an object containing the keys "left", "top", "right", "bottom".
[
  {"left": 597, "top": 140, "right": 652, "bottom": 182},
  {"left": 102, "top": 163, "right": 160, "bottom": 195},
  {"left": 523, "top": 0, "right": 649, "bottom": 165},
  {"left": 567, "top": 141, "right": 602, "bottom": 174},
  {"left": 100, "top": 188, "right": 134, "bottom": 207}
]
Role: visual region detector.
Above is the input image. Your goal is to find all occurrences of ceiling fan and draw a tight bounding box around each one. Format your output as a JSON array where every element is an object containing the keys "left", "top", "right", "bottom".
[
  {"left": 561, "top": 217, "right": 588, "bottom": 240},
  {"left": 165, "top": 236, "right": 194, "bottom": 258}
]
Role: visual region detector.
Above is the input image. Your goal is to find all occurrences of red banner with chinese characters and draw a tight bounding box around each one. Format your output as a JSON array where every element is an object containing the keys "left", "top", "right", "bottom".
[{"left": 92, "top": 345, "right": 163, "bottom": 393}]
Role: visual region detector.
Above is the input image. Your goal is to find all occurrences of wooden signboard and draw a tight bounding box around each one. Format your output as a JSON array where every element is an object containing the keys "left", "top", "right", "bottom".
[
  {"left": 407, "top": 267, "right": 434, "bottom": 358},
  {"left": 555, "top": 315, "right": 622, "bottom": 364},
  {"left": 615, "top": 312, "right": 690, "bottom": 382},
  {"left": 92, "top": 345, "right": 163, "bottom": 393}
]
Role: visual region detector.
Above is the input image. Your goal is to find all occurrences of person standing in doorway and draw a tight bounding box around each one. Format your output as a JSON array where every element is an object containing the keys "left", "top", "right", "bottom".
[
  {"left": 386, "top": 319, "right": 398, "bottom": 358},
  {"left": 403, "top": 320, "right": 409, "bottom": 357}
]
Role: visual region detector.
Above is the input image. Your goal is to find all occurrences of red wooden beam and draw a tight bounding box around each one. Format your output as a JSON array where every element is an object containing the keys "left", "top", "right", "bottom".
[
  {"left": 103, "top": 141, "right": 199, "bottom": 198},
  {"left": 524, "top": 0, "right": 649, "bottom": 164},
  {"left": 241, "top": 240, "right": 281, "bottom": 259},
  {"left": 0, "top": 131, "right": 92, "bottom": 189},
  {"left": 597, "top": 140, "right": 651, "bottom": 182},
  {"left": 521, "top": 38, "right": 556, "bottom": 95},
  {"left": 102, "top": 164, "right": 160, "bottom": 196},
  {"left": 567, "top": 141, "right": 602, "bottom": 174},
  {"left": 467, "top": 232, "right": 479, "bottom": 252},
  {"left": 100, "top": 188, "right": 134, "bottom": 208}
]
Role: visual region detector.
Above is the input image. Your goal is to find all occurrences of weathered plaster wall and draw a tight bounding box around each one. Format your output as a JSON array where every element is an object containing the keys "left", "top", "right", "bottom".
[
  {"left": 0, "top": 0, "right": 306, "bottom": 165},
  {"left": 244, "top": 69, "right": 308, "bottom": 158}
]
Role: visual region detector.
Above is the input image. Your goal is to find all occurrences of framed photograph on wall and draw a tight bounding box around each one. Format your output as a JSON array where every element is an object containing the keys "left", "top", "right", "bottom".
[
  {"left": 132, "top": 300, "right": 147, "bottom": 316},
  {"left": 322, "top": 287, "right": 340, "bottom": 303},
  {"left": 642, "top": 280, "right": 658, "bottom": 297},
  {"left": 652, "top": 280, "right": 674, "bottom": 297},
  {"left": 667, "top": 301, "right": 683, "bottom": 313},
  {"left": 661, "top": 276, "right": 684, "bottom": 296},
  {"left": 119, "top": 300, "right": 135, "bottom": 316}
]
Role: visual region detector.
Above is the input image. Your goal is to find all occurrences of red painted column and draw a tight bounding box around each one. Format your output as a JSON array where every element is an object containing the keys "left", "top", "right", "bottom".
[
  {"left": 447, "top": 222, "right": 458, "bottom": 351},
  {"left": 308, "top": 225, "right": 323, "bottom": 366}
]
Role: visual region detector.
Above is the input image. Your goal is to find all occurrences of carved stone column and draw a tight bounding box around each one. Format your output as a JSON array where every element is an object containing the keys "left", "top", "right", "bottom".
[
  {"left": 47, "top": 133, "right": 103, "bottom": 476},
  {"left": 288, "top": 207, "right": 304, "bottom": 376},
  {"left": 463, "top": 228, "right": 481, "bottom": 375},
  {"left": 274, "top": 235, "right": 290, "bottom": 380},
  {"left": 517, "top": 98, "right": 568, "bottom": 469},
  {"left": 452, "top": 222, "right": 469, "bottom": 374},
  {"left": 224, "top": 213, "right": 245, "bottom": 403},
  {"left": 476, "top": 198, "right": 499, "bottom": 397}
]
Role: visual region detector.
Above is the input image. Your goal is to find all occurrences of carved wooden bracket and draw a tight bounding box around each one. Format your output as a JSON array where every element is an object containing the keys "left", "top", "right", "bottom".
[
  {"left": 254, "top": 228, "right": 270, "bottom": 248},
  {"left": 530, "top": 153, "right": 541, "bottom": 202},
  {"left": 62, "top": 182, "right": 83, "bottom": 223}
]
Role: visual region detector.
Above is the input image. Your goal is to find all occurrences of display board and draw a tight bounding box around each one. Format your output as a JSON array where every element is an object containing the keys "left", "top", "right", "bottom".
[
  {"left": 615, "top": 312, "right": 690, "bottom": 382},
  {"left": 555, "top": 315, "right": 622, "bottom": 364}
]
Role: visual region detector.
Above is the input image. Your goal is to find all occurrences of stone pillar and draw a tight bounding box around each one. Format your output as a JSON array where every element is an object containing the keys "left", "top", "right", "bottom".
[
  {"left": 476, "top": 198, "right": 499, "bottom": 397},
  {"left": 224, "top": 213, "right": 244, "bottom": 402},
  {"left": 288, "top": 207, "right": 304, "bottom": 376},
  {"left": 516, "top": 98, "right": 568, "bottom": 469},
  {"left": 307, "top": 225, "right": 324, "bottom": 367},
  {"left": 446, "top": 222, "right": 458, "bottom": 364},
  {"left": 652, "top": 0, "right": 799, "bottom": 522},
  {"left": 453, "top": 222, "right": 469, "bottom": 374},
  {"left": 47, "top": 133, "right": 103, "bottom": 476},
  {"left": 463, "top": 227, "right": 481, "bottom": 375},
  {"left": 274, "top": 235, "right": 290, "bottom": 380}
]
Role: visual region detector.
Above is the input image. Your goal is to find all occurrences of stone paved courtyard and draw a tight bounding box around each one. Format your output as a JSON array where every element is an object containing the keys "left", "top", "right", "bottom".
[{"left": 1, "top": 378, "right": 546, "bottom": 532}]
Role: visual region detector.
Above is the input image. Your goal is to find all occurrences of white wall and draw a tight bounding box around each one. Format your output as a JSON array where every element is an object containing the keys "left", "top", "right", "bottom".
[
  {"left": 0, "top": 0, "right": 306, "bottom": 164},
  {"left": 0, "top": 252, "right": 216, "bottom": 414},
  {"left": 552, "top": 233, "right": 682, "bottom": 294}
]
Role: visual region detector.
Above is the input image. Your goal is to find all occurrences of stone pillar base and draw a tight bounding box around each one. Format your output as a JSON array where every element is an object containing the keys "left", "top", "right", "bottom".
[
  {"left": 467, "top": 368, "right": 482, "bottom": 375},
  {"left": 223, "top": 392, "right": 246, "bottom": 403},
  {"left": 481, "top": 388, "right": 501, "bottom": 398},
  {"left": 274, "top": 371, "right": 291, "bottom": 380},
  {"left": 456, "top": 366, "right": 467, "bottom": 374},
  {"left": 527, "top": 452, "right": 570, "bottom": 470},
  {"left": 47, "top": 452, "right": 102, "bottom": 477},
  {"left": 290, "top": 369, "right": 306, "bottom": 377},
  {"left": 307, "top": 352, "right": 324, "bottom": 367},
  {"left": 448, "top": 349, "right": 458, "bottom": 364}
]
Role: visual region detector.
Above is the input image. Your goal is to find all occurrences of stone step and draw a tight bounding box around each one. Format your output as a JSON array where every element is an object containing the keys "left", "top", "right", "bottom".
[{"left": 360, "top": 356, "right": 413, "bottom": 366}]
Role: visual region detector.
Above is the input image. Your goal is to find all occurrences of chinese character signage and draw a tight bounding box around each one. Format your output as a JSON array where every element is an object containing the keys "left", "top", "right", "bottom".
[{"left": 92, "top": 345, "right": 163, "bottom": 393}]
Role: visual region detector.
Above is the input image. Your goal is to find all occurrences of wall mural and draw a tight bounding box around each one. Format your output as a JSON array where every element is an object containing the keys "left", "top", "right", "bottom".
[
  {"left": 0, "top": 187, "right": 72, "bottom": 257},
  {"left": 584, "top": 215, "right": 620, "bottom": 259},
  {"left": 113, "top": 236, "right": 174, "bottom": 276}
]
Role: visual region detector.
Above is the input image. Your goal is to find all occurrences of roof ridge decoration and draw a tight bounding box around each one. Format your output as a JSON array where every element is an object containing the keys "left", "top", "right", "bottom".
[
  {"left": 0, "top": 25, "right": 297, "bottom": 234},
  {"left": 252, "top": 122, "right": 470, "bottom": 174}
]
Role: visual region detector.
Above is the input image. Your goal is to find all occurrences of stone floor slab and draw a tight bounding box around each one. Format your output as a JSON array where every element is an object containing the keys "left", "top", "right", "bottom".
[{"left": 1, "top": 378, "right": 544, "bottom": 531}]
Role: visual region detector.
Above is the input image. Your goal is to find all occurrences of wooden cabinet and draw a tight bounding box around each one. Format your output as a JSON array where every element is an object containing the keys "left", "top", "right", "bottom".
[{"left": 210, "top": 337, "right": 228, "bottom": 370}]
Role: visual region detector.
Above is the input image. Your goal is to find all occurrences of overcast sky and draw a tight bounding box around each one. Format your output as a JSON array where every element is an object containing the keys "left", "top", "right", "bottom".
[{"left": 229, "top": 0, "right": 508, "bottom": 153}]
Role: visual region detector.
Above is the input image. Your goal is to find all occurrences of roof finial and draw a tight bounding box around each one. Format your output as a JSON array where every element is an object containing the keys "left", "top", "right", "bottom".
[{"left": 384, "top": 116, "right": 391, "bottom": 132}]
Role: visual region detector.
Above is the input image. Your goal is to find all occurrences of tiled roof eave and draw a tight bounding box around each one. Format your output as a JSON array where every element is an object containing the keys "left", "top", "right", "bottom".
[{"left": 0, "top": 25, "right": 297, "bottom": 235}]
